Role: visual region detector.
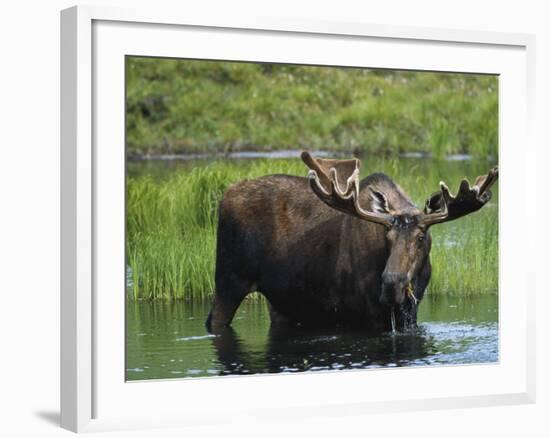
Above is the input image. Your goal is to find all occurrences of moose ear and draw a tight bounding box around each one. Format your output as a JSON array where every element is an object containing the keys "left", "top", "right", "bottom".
[
  {"left": 301, "top": 151, "right": 394, "bottom": 227},
  {"left": 423, "top": 191, "right": 445, "bottom": 214},
  {"left": 369, "top": 188, "right": 390, "bottom": 214}
]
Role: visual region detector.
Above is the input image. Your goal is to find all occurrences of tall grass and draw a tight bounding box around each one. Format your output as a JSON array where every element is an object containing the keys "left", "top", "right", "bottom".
[
  {"left": 127, "top": 158, "right": 498, "bottom": 301},
  {"left": 429, "top": 209, "right": 498, "bottom": 295},
  {"left": 126, "top": 58, "right": 498, "bottom": 159}
]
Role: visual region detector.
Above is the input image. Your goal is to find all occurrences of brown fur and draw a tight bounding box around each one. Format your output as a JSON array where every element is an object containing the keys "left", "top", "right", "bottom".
[{"left": 207, "top": 172, "right": 432, "bottom": 333}]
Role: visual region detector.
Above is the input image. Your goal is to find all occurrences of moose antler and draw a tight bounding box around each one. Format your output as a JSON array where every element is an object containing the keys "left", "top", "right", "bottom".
[
  {"left": 422, "top": 166, "right": 499, "bottom": 226},
  {"left": 301, "top": 151, "right": 393, "bottom": 227}
]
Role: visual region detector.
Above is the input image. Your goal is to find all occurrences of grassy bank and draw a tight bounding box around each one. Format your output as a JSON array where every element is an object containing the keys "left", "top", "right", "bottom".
[
  {"left": 126, "top": 58, "right": 498, "bottom": 159},
  {"left": 126, "top": 158, "right": 498, "bottom": 300}
]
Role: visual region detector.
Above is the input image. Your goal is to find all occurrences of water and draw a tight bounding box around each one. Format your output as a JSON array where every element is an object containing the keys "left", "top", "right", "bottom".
[
  {"left": 126, "top": 150, "right": 495, "bottom": 185},
  {"left": 126, "top": 294, "right": 498, "bottom": 380}
]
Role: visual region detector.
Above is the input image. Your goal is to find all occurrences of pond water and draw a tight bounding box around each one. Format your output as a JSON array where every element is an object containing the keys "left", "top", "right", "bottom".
[
  {"left": 127, "top": 150, "right": 495, "bottom": 183},
  {"left": 126, "top": 294, "right": 498, "bottom": 380}
]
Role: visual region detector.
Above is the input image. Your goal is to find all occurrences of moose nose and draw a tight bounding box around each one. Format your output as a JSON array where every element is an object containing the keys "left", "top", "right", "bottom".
[
  {"left": 380, "top": 272, "right": 408, "bottom": 306},
  {"left": 382, "top": 272, "right": 408, "bottom": 286}
]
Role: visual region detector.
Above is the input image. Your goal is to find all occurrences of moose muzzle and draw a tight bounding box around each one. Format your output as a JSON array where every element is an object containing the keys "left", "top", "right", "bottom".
[{"left": 380, "top": 272, "right": 409, "bottom": 306}]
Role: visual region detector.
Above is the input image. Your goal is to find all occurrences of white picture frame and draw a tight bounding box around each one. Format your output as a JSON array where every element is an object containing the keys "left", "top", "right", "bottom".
[{"left": 60, "top": 4, "right": 536, "bottom": 433}]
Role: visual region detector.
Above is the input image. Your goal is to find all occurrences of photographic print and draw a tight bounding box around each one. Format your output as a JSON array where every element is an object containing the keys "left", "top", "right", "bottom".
[{"left": 125, "top": 57, "right": 498, "bottom": 381}]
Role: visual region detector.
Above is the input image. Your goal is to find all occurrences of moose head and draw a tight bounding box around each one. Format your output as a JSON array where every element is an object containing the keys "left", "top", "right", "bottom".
[{"left": 301, "top": 151, "right": 498, "bottom": 310}]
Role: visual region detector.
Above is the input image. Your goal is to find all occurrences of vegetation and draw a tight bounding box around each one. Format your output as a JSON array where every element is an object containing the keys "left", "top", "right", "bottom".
[
  {"left": 126, "top": 158, "right": 498, "bottom": 301},
  {"left": 126, "top": 58, "right": 498, "bottom": 159},
  {"left": 126, "top": 58, "right": 498, "bottom": 302}
]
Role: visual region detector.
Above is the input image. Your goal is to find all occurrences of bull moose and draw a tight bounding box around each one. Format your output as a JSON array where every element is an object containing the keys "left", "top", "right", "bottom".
[{"left": 206, "top": 152, "right": 498, "bottom": 333}]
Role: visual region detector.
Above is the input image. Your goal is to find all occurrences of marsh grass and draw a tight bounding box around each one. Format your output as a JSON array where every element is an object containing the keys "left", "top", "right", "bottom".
[
  {"left": 126, "top": 58, "right": 498, "bottom": 159},
  {"left": 127, "top": 158, "right": 498, "bottom": 301},
  {"left": 428, "top": 208, "right": 498, "bottom": 295}
]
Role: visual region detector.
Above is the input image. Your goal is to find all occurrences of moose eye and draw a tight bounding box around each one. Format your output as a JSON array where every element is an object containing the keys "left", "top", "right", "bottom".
[{"left": 418, "top": 234, "right": 425, "bottom": 243}]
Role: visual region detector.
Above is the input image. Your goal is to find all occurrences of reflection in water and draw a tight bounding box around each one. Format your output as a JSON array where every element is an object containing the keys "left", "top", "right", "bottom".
[
  {"left": 126, "top": 295, "right": 498, "bottom": 380},
  {"left": 212, "top": 324, "right": 436, "bottom": 375}
]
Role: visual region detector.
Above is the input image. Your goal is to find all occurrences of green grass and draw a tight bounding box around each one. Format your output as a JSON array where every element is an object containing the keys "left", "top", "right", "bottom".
[
  {"left": 126, "top": 158, "right": 498, "bottom": 301},
  {"left": 126, "top": 58, "right": 498, "bottom": 159},
  {"left": 428, "top": 209, "right": 498, "bottom": 295}
]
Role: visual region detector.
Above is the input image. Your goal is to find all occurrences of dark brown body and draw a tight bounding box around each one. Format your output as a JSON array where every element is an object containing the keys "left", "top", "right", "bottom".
[{"left": 206, "top": 173, "right": 432, "bottom": 333}]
